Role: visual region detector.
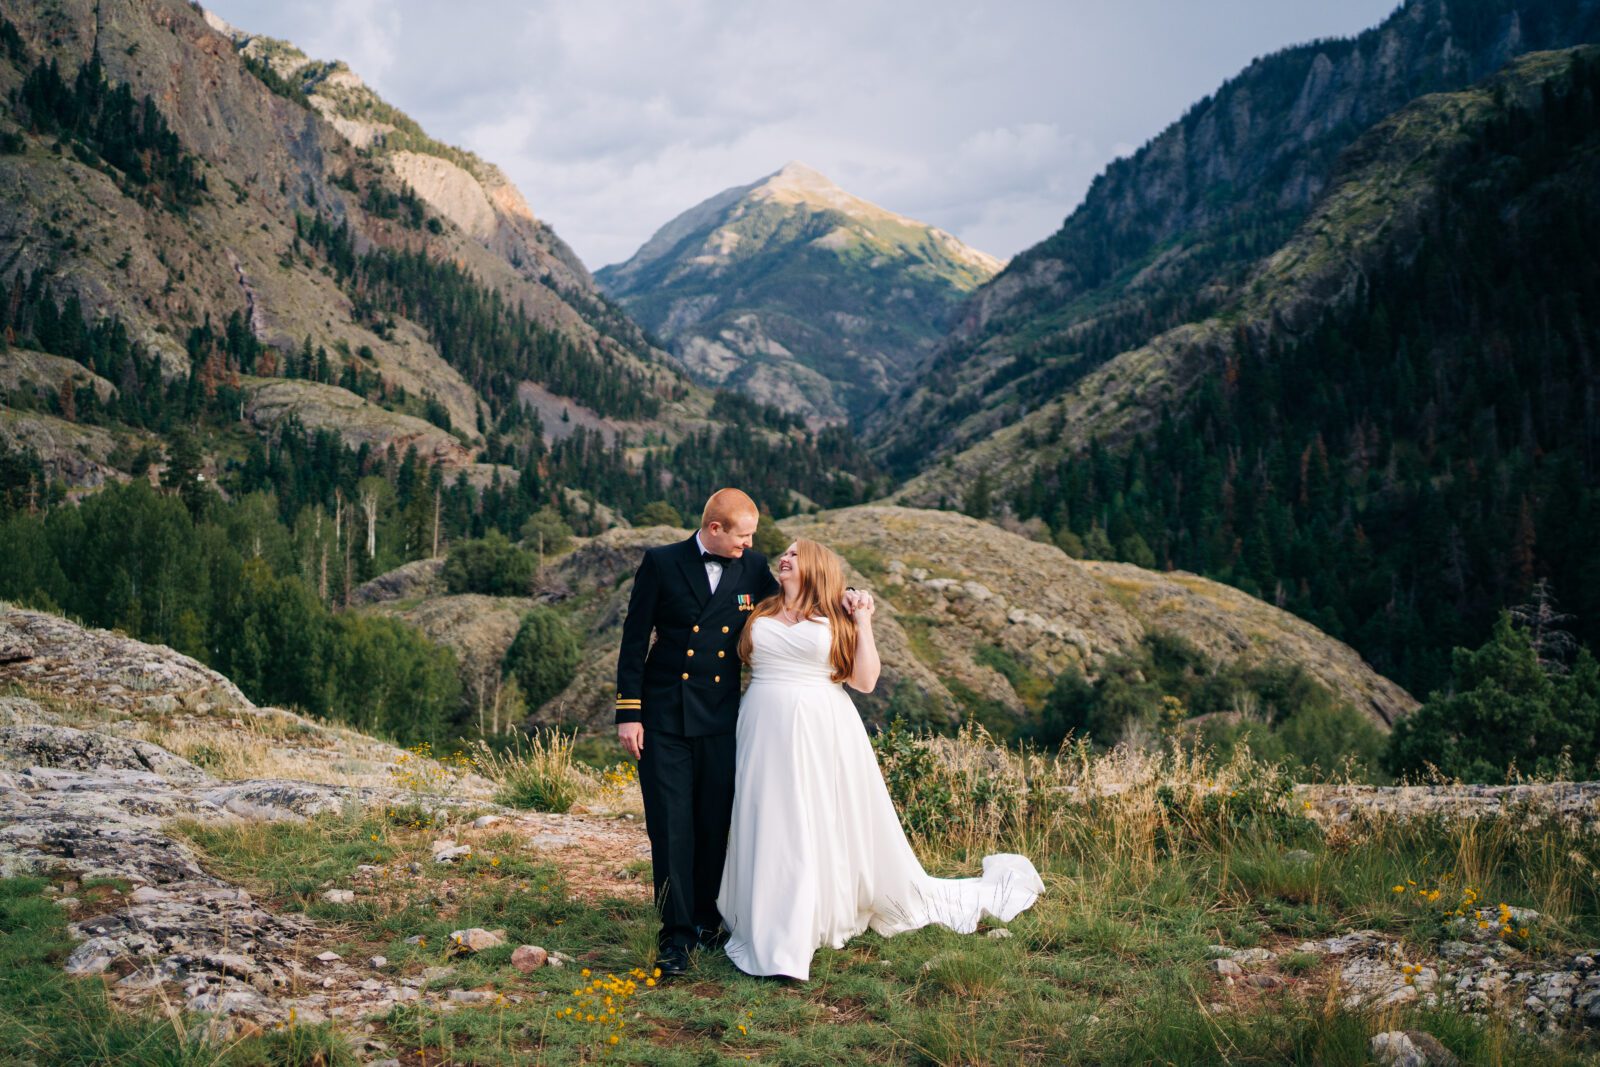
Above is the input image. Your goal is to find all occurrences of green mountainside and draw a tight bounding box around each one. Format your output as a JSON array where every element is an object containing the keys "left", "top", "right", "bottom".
[
  {"left": 903, "top": 46, "right": 1600, "bottom": 700},
  {"left": 596, "top": 162, "right": 1001, "bottom": 424},
  {"left": 871, "top": 0, "right": 1600, "bottom": 475}
]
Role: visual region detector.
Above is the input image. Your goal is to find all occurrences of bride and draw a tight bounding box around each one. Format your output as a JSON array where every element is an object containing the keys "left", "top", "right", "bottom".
[{"left": 716, "top": 540, "right": 1043, "bottom": 980}]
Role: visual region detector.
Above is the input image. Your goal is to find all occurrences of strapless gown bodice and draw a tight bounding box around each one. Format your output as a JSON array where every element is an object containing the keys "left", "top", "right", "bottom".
[{"left": 746, "top": 616, "right": 838, "bottom": 687}]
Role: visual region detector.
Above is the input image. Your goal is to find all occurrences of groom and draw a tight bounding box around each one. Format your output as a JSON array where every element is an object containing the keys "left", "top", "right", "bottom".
[{"left": 615, "top": 488, "right": 779, "bottom": 975}]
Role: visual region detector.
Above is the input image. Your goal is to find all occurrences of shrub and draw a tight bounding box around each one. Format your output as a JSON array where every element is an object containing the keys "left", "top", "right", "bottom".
[
  {"left": 503, "top": 606, "right": 580, "bottom": 710},
  {"left": 1386, "top": 612, "right": 1600, "bottom": 782},
  {"left": 470, "top": 730, "right": 591, "bottom": 812},
  {"left": 520, "top": 507, "right": 573, "bottom": 556},
  {"left": 634, "top": 500, "right": 683, "bottom": 527},
  {"left": 442, "top": 530, "right": 534, "bottom": 595}
]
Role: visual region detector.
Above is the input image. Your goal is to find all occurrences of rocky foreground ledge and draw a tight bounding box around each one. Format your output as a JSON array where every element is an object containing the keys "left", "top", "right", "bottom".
[{"left": 1, "top": 603, "right": 1597, "bottom": 1052}]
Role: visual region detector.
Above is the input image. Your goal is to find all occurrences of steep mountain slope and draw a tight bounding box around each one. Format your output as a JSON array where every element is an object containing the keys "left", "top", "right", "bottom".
[
  {"left": 0, "top": 0, "right": 682, "bottom": 484},
  {"left": 908, "top": 46, "right": 1600, "bottom": 698},
  {"left": 597, "top": 162, "right": 1001, "bottom": 424},
  {"left": 871, "top": 0, "right": 1600, "bottom": 473}
]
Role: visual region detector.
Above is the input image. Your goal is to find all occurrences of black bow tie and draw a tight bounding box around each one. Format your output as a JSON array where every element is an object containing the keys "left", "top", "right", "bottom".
[{"left": 701, "top": 551, "right": 733, "bottom": 565}]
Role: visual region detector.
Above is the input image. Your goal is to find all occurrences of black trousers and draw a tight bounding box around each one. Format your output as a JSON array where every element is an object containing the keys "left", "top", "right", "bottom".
[{"left": 638, "top": 727, "right": 736, "bottom": 950}]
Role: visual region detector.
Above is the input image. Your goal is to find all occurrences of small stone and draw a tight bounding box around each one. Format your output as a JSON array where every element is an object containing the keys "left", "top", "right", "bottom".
[
  {"left": 56, "top": 897, "right": 79, "bottom": 909},
  {"left": 1230, "top": 948, "right": 1276, "bottom": 966},
  {"left": 449, "top": 928, "right": 506, "bottom": 953},
  {"left": 471, "top": 815, "right": 502, "bottom": 829},
  {"left": 130, "top": 886, "right": 171, "bottom": 904},
  {"left": 448, "top": 989, "right": 496, "bottom": 1004},
  {"left": 404, "top": 935, "right": 427, "bottom": 945},
  {"left": 1524, "top": 994, "right": 1546, "bottom": 1014},
  {"left": 985, "top": 928, "right": 1011, "bottom": 940},
  {"left": 315, "top": 951, "right": 341, "bottom": 963},
  {"left": 64, "top": 937, "right": 122, "bottom": 976},
  {"left": 1206, "top": 944, "right": 1233, "bottom": 959},
  {"left": 368, "top": 956, "right": 387, "bottom": 970},
  {"left": 1370, "top": 1031, "right": 1423, "bottom": 1067},
  {"left": 1246, "top": 974, "right": 1286, "bottom": 990},
  {"left": 322, "top": 889, "right": 355, "bottom": 904},
  {"left": 1402, "top": 1031, "right": 1459, "bottom": 1067},
  {"left": 1208, "top": 959, "right": 1243, "bottom": 977},
  {"left": 433, "top": 845, "right": 472, "bottom": 864},
  {"left": 511, "top": 945, "right": 548, "bottom": 972}
]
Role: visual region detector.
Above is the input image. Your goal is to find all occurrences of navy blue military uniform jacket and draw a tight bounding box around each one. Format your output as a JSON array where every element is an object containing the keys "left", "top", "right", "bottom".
[{"left": 615, "top": 535, "right": 780, "bottom": 737}]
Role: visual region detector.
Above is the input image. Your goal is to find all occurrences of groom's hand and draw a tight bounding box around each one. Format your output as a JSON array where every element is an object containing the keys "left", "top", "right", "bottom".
[{"left": 617, "top": 722, "right": 644, "bottom": 761}]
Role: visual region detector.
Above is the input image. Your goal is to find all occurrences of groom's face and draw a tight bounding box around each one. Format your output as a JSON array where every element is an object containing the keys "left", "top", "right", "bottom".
[{"left": 702, "top": 513, "right": 759, "bottom": 558}]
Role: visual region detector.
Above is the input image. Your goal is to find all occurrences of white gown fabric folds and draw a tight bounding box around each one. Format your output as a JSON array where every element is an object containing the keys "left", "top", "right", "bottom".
[{"left": 717, "top": 616, "right": 1044, "bottom": 980}]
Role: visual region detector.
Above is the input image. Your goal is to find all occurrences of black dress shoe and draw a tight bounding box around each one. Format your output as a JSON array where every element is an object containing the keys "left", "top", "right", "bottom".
[
  {"left": 656, "top": 945, "right": 690, "bottom": 977},
  {"left": 695, "top": 925, "right": 730, "bottom": 950}
]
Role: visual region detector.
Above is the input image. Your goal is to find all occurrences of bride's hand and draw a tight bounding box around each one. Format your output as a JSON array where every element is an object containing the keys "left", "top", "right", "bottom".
[{"left": 849, "top": 590, "right": 875, "bottom": 622}]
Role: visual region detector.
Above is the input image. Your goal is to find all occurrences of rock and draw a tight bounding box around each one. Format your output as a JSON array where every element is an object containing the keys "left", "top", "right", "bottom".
[
  {"left": 1230, "top": 948, "right": 1276, "bottom": 966},
  {"left": 433, "top": 845, "right": 472, "bottom": 864},
  {"left": 1206, "top": 944, "right": 1233, "bottom": 958},
  {"left": 525, "top": 833, "right": 576, "bottom": 849},
  {"left": 448, "top": 989, "right": 497, "bottom": 1004},
  {"left": 511, "top": 945, "right": 548, "bottom": 972},
  {"left": 471, "top": 815, "right": 502, "bottom": 829},
  {"left": 129, "top": 886, "right": 171, "bottom": 904},
  {"left": 1370, "top": 1031, "right": 1425, "bottom": 1067},
  {"left": 449, "top": 928, "right": 506, "bottom": 953},
  {"left": 1208, "top": 959, "right": 1243, "bottom": 977},
  {"left": 322, "top": 889, "right": 355, "bottom": 904},
  {"left": 0, "top": 623, "right": 36, "bottom": 663},
  {"left": 1246, "top": 974, "right": 1286, "bottom": 990},
  {"left": 0, "top": 724, "right": 210, "bottom": 786},
  {"left": 64, "top": 936, "right": 123, "bottom": 976},
  {"left": 421, "top": 966, "right": 454, "bottom": 984},
  {"left": 315, "top": 951, "right": 342, "bottom": 963},
  {"left": 368, "top": 956, "right": 387, "bottom": 970},
  {"left": 985, "top": 928, "right": 1011, "bottom": 940},
  {"left": 404, "top": 935, "right": 427, "bottom": 945}
]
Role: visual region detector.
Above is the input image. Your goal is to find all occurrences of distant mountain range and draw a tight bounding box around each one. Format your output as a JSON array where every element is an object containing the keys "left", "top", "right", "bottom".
[{"left": 597, "top": 162, "right": 1001, "bottom": 424}]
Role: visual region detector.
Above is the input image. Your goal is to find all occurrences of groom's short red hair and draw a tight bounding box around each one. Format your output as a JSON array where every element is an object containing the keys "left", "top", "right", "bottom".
[{"left": 701, "top": 488, "right": 758, "bottom": 531}]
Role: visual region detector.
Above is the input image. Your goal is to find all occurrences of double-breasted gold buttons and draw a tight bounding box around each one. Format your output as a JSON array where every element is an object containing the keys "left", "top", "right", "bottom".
[
  {"left": 717, "top": 650, "right": 725, "bottom": 658},
  {"left": 714, "top": 675, "right": 721, "bottom": 683},
  {"left": 693, "top": 625, "right": 700, "bottom": 633},
  {"left": 687, "top": 649, "right": 694, "bottom": 657},
  {"left": 722, "top": 626, "right": 730, "bottom": 633},
  {"left": 681, "top": 672, "right": 689, "bottom": 680}
]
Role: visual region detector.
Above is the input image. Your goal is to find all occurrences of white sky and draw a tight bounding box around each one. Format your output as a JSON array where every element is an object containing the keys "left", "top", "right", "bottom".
[{"left": 205, "top": 0, "right": 1403, "bottom": 270}]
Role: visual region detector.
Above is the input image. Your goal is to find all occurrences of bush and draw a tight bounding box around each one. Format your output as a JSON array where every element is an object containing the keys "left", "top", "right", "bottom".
[
  {"left": 634, "top": 500, "right": 683, "bottom": 527},
  {"left": 442, "top": 530, "right": 534, "bottom": 595},
  {"left": 519, "top": 507, "right": 573, "bottom": 556},
  {"left": 754, "top": 512, "right": 788, "bottom": 557},
  {"left": 503, "top": 606, "right": 580, "bottom": 711},
  {"left": 1386, "top": 612, "right": 1600, "bottom": 782},
  {"left": 470, "top": 730, "right": 591, "bottom": 812}
]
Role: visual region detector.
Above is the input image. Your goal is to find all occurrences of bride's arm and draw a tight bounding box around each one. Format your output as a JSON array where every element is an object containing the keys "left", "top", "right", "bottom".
[{"left": 847, "top": 594, "right": 880, "bottom": 693}]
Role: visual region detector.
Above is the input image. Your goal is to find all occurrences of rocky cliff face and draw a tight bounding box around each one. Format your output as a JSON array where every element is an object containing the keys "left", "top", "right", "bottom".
[
  {"left": 870, "top": 0, "right": 1600, "bottom": 477},
  {"left": 888, "top": 38, "right": 1600, "bottom": 509},
  {"left": 597, "top": 162, "right": 1001, "bottom": 424},
  {"left": 0, "top": 0, "right": 693, "bottom": 484}
]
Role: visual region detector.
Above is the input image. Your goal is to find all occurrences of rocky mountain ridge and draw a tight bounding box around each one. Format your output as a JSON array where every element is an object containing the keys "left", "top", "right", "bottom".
[
  {"left": 0, "top": 0, "right": 716, "bottom": 493},
  {"left": 890, "top": 44, "right": 1600, "bottom": 509},
  {"left": 870, "top": 0, "right": 1600, "bottom": 478},
  {"left": 597, "top": 162, "right": 1001, "bottom": 424}
]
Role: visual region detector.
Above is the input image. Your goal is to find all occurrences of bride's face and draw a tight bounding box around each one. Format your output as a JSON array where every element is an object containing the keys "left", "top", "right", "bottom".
[{"left": 777, "top": 543, "right": 800, "bottom": 591}]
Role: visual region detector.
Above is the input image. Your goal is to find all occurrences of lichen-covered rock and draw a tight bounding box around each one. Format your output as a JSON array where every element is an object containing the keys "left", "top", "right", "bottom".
[{"left": 0, "top": 724, "right": 210, "bottom": 785}]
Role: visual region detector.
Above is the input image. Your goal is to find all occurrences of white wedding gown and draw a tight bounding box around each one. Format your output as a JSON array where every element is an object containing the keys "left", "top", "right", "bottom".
[{"left": 717, "top": 616, "right": 1044, "bottom": 980}]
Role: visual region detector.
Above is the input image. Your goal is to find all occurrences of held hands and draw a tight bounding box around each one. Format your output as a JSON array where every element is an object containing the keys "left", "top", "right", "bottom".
[
  {"left": 617, "top": 722, "right": 644, "bottom": 761},
  {"left": 843, "top": 587, "right": 875, "bottom": 623}
]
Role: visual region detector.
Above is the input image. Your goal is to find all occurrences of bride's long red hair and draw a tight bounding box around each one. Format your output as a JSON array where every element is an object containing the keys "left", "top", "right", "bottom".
[{"left": 738, "top": 539, "right": 858, "bottom": 682}]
